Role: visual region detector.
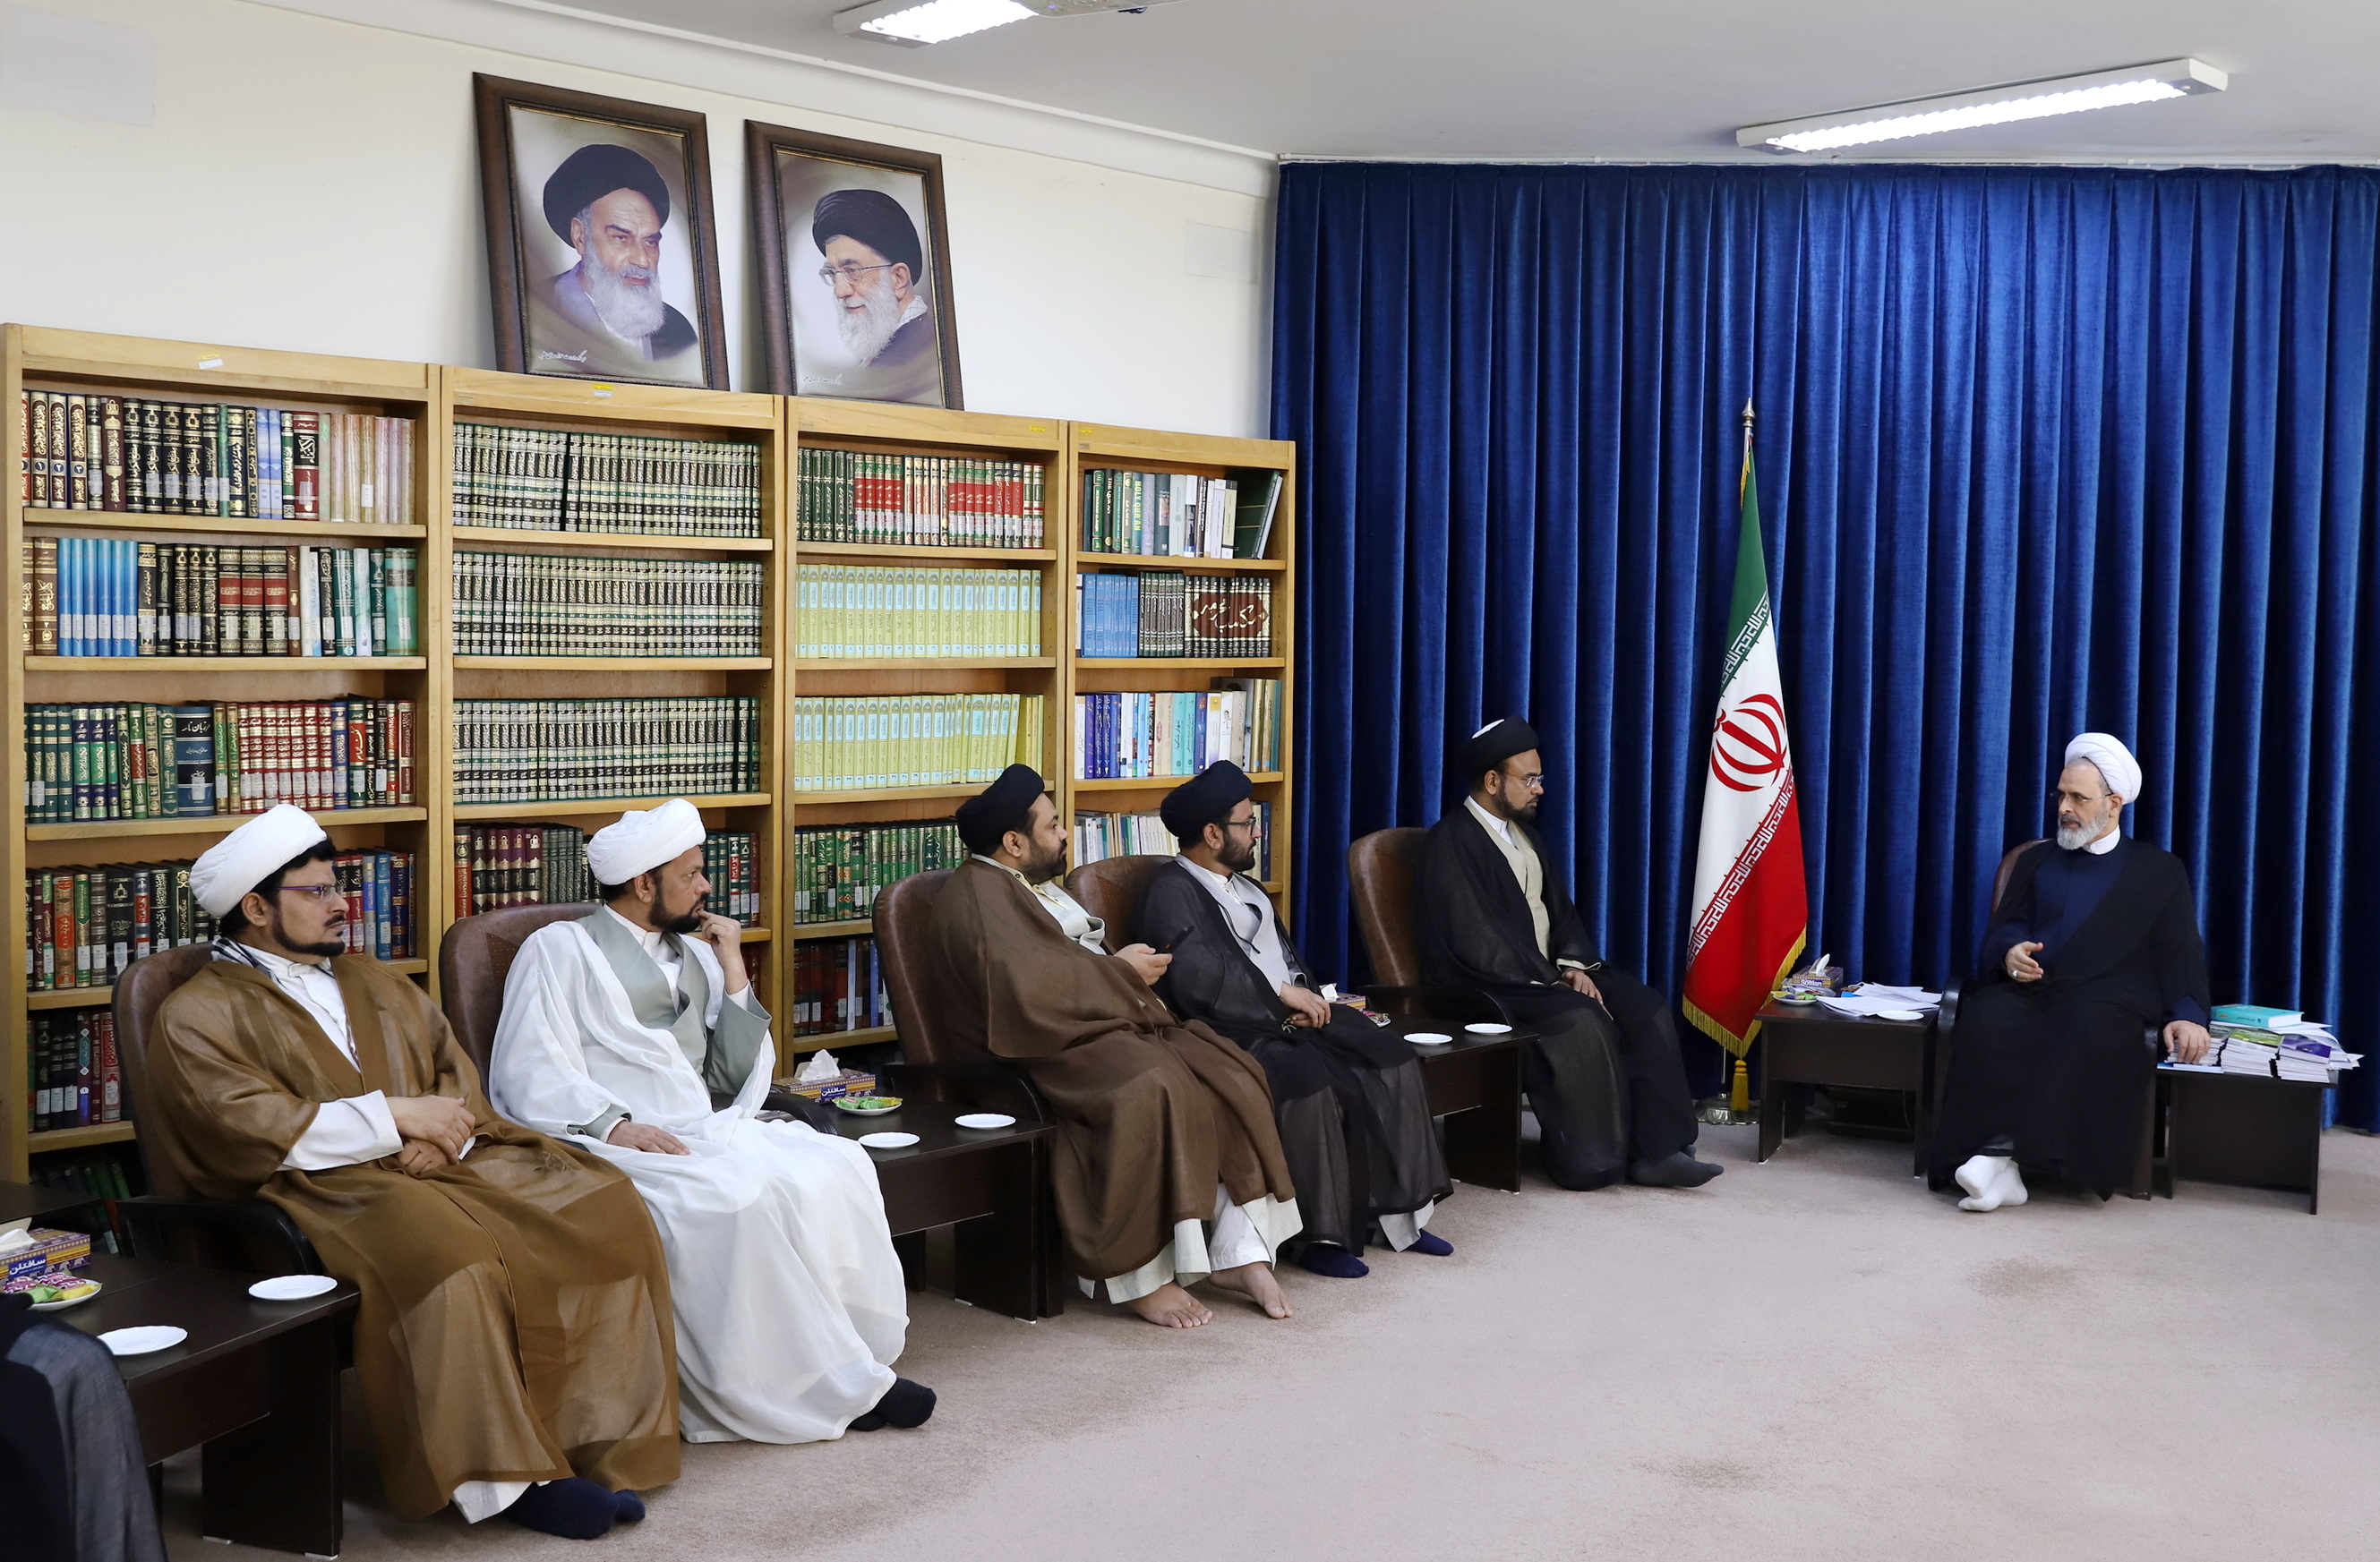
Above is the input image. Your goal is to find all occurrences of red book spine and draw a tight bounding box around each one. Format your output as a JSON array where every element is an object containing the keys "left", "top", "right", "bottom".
[{"left": 289, "top": 412, "right": 320, "bottom": 520}]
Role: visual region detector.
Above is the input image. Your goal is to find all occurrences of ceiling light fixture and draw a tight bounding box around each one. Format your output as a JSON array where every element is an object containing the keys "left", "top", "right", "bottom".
[
  {"left": 1738, "top": 58, "right": 2227, "bottom": 154},
  {"left": 834, "top": 0, "right": 1182, "bottom": 48}
]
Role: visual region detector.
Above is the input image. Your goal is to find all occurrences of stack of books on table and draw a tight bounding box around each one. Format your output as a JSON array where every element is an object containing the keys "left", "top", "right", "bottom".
[{"left": 2177, "top": 1004, "right": 2362, "bottom": 1083}]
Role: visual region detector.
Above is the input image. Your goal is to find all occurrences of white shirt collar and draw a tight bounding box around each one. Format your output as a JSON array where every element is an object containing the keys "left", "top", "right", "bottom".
[
  {"left": 240, "top": 942, "right": 338, "bottom": 983},
  {"left": 1464, "top": 794, "right": 1516, "bottom": 846},
  {"left": 603, "top": 905, "right": 682, "bottom": 964},
  {"left": 2083, "top": 828, "right": 2121, "bottom": 857},
  {"left": 1176, "top": 854, "right": 1259, "bottom": 898}
]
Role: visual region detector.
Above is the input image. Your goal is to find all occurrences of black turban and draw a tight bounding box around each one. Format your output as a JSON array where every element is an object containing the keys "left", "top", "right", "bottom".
[
  {"left": 543, "top": 143, "right": 672, "bottom": 243},
  {"left": 955, "top": 764, "right": 1046, "bottom": 854},
  {"left": 1451, "top": 717, "right": 1540, "bottom": 786},
  {"left": 811, "top": 188, "right": 926, "bottom": 283},
  {"left": 1160, "top": 761, "right": 1253, "bottom": 845}
]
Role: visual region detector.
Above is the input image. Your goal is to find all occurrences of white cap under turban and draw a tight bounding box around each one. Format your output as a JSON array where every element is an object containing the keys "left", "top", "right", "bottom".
[
  {"left": 190, "top": 804, "right": 330, "bottom": 918},
  {"left": 2064, "top": 732, "right": 2142, "bottom": 805},
  {"left": 586, "top": 798, "right": 705, "bottom": 886}
]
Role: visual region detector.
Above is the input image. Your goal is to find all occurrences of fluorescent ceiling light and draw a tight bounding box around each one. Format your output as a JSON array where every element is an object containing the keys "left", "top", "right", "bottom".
[
  {"left": 834, "top": 0, "right": 1035, "bottom": 47},
  {"left": 1739, "top": 58, "right": 2228, "bottom": 154}
]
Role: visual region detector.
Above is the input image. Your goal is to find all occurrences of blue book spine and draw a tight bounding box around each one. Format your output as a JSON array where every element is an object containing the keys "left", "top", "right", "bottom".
[
  {"left": 116, "top": 539, "right": 133, "bottom": 655},
  {"left": 60, "top": 538, "right": 78, "bottom": 656}
]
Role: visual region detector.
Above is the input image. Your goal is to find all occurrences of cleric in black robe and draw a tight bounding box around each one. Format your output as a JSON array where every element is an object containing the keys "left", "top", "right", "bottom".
[
  {"left": 1415, "top": 719, "right": 1719, "bottom": 1191},
  {"left": 1929, "top": 733, "right": 2213, "bottom": 1209},
  {"left": 1133, "top": 763, "right": 1453, "bottom": 1277}
]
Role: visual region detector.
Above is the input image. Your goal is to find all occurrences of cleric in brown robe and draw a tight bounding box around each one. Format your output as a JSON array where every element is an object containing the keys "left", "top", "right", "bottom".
[
  {"left": 929, "top": 765, "right": 1302, "bottom": 1329},
  {"left": 1417, "top": 718, "right": 1720, "bottom": 1191},
  {"left": 1133, "top": 761, "right": 1452, "bottom": 1277},
  {"left": 141, "top": 806, "right": 680, "bottom": 1540}
]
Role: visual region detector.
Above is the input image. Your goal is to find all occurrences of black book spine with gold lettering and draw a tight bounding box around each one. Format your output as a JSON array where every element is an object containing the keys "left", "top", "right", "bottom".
[{"left": 99, "top": 396, "right": 125, "bottom": 511}]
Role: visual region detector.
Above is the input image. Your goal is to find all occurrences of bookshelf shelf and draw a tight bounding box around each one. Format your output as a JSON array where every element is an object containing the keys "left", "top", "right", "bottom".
[
  {"left": 792, "top": 783, "right": 985, "bottom": 806},
  {"left": 791, "top": 918, "right": 874, "bottom": 939},
  {"left": 26, "top": 958, "right": 433, "bottom": 1020},
  {"left": 1073, "top": 772, "right": 1287, "bottom": 793},
  {"left": 449, "top": 526, "right": 774, "bottom": 554},
  {"left": 452, "top": 793, "right": 771, "bottom": 821},
  {"left": 29, "top": 1122, "right": 137, "bottom": 1152},
  {"left": 792, "top": 657, "right": 1057, "bottom": 671},
  {"left": 1074, "top": 657, "right": 1288, "bottom": 670},
  {"left": 791, "top": 1024, "right": 895, "bottom": 1054},
  {"left": 454, "top": 656, "right": 774, "bottom": 671},
  {"left": 27, "top": 807, "right": 429, "bottom": 842},
  {"left": 23, "top": 509, "right": 430, "bottom": 542},
  {"left": 1075, "top": 553, "right": 1287, "bottom": 574},
  {"left": 31, "top": 657, "right": 429, "bottom": 673},
  {"left": 794, "top": 541, "right": 1056, "bottom": 565}
]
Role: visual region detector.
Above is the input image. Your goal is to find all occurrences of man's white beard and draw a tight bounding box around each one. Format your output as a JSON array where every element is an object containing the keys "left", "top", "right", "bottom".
[
  {"left": 2056, "top": 818, "right": 2102, "bottom": 850},
  {"left": 581, "top": 253, "right": 666, "bottom": 342},
  {"left": 836, "top": 273, "right": 908, "bottom": 364}
]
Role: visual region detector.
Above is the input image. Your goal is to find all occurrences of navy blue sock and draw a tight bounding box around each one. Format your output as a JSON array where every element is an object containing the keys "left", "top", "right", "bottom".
[
  {"left": 503, "top": 1479, "right": 616, "bottom": 1541},
  {"left": 612, "top": 1490, "right": 646, "bottom": 1524},
  {"left": 1296, "top": 1244, "right": 1370, "bottom": 1278},
  {"left": 1405, "top": 1229, "right": 1453, "bottom": 1257}
]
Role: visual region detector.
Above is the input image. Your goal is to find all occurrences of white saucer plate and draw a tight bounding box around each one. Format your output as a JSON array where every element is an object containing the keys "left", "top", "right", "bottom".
[
  {"left": 1406, "top": 1032, "right": 1453, "bottom": 1046},
  {"left": 249, "top": 1274, "right": 339, "bottom": 1302},
  {"left": 856, "top": 1131, "right": 920, "bottom": 1149},
  {"left": 1875, "top": 1008, "right": 1928, "bottom": 1023},
  {"left": 1462, "top": 1022, "right": 1512, "bottom": 1035},
  {"left": 100, "top": 1325, "right": 188, "bottom": 1357},
  {"left": 953, "top": 1113, "right": 1016, "bottom": 1130}
]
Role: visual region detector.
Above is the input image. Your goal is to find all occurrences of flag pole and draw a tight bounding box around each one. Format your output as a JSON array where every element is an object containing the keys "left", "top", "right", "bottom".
[{"left": 1727, "top": 398, "right": 1757, "bottom": 1122}]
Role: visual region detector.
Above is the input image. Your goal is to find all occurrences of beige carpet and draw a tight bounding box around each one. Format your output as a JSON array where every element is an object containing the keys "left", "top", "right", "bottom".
[{"left": 164, "top": 1122, "right": 2380, "bottom": 1562}]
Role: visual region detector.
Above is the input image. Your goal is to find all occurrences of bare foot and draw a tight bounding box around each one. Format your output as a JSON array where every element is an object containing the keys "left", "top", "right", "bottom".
[
  {"left": 1206, "top": 1262, "right": 1294, "bottom": 1319},
  {"left": 1126, "top": 1282, "right": 1213, "bottom": 1328}
]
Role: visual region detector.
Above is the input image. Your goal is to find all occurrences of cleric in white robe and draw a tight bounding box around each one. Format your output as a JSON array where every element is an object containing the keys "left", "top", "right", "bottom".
[{"left": 486, "top": 798, "right": 934, "bottom": 1443}]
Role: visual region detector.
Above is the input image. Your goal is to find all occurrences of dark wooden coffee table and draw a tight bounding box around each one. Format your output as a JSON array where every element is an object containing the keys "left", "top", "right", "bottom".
[
  {"left": 1752, "top": 999, "right": 1937, "bottom": 1174},
  {"left": 2159, "top": 1067, "right": 2330, "bottom": 1212},
  {"left": 832, "top": 1098, "right": 1060, "bottom": 1320},
  {"left": 58, "top": 1252, "right": 357, "bottom": 1557},
  {"left": 1396, "top": 1020, "right": 1527, "bottom": 1192}
]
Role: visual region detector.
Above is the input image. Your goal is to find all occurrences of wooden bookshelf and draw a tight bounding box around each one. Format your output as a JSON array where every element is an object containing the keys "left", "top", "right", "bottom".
[
  {"left": 4, "top": 325, "right": 443, "bottom": 1179},
  {"left": 1066, "top": 423, "right": 1298, "bottom": 920}
]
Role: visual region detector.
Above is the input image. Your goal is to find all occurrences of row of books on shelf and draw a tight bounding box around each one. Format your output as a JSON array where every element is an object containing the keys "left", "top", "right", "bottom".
[
  {"left": 1073, "top": 681, "right": 1282, "bottom": 780},
  {"left": 26, "top": 699, "right": 415, "bottom": 823},
  {"left": 794, "top": 448, "right": 1046, "bottom": 548},
  {"left": 1067, "top": 804, "right": 1274, "bottom": 879},
  {"left": 453, "top": 551, "right": 764, "bottom": 658},
  {"left": 450, "top": 824, "right": 759, "bottom": 924},
  {"left": 19, "top": 390, "right": 412, "bottom": 523},
  {"left": 450, "top": 423, "right": 762, "bottom": 538},
  {"left": 27, "top": 848, "right": 416, "bottom": 994},
  {"left": 25, "top": 1151, "right": 134, "bottom": 1226},
  {"left": 1075, "top": 570, "right": 1273, "bottom": 658},
  {"left": 452, "top": 697, "right": 762, "bottom": 804},
  {"left": 791, "top": 935, "right": 890, "bottom": 1039},
  {"left": 793, "top": 565, "right": 1042, "bottom": 658},
  {"left": 30, "top": 1011, "right": 120, "bottom": 1131},
  {"left": 1079, "top": 467, "right": 1280, "bottom": 559},
  {"left": 24, "top": 538, "right": 420, "bottom": 658},
  {"left": 792, "top": 822, "right": 964, "bottom": 924},
  {"left": 2172, "top": 1005, "right": 2361, "bottom": 1083},
  {"left": 790, "top": 694, "right": 1045, "bottom": 793}
]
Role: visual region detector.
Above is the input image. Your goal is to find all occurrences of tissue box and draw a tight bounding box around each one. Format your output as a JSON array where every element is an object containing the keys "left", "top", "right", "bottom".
[
  {"left": 3, "top": 1227, "right": 91, "bottom": 1285},
  {"left": 775, "top": 1069, "right": 878, "bottom": 1103}
]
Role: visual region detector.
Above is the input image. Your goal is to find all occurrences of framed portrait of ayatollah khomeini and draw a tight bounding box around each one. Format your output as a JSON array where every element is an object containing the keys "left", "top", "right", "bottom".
[
  {"left": 473, "top": 75, "right": 731, "bottom": 390},
  {"left": 748, "top": 121, "right": 963, "bottom": 409}
]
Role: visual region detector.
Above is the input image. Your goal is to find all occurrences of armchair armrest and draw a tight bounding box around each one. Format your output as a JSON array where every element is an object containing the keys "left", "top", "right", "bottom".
[
  {"left": 118, "top": 1196, "right": 322, "bottom": 1276},
  {"left": 1938, "top": 982, "right": 1963, "bottom": 1033},
  {"left": 758, "top": 1088, "right": 844, "bottom": 1131},
  {"left": 1356, "top": 985, "right": 1512, "bottom": 1025}
]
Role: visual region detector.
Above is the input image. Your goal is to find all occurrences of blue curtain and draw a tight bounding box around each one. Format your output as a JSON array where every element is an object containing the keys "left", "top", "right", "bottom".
[{"left": 1272, "top": 163, "right": 2380, "bottom": 1126}]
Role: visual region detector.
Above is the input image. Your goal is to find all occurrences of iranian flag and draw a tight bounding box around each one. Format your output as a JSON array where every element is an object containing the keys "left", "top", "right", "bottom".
[{"left": 1682, "top": 418, "right": 1809, "bottom": 1058}]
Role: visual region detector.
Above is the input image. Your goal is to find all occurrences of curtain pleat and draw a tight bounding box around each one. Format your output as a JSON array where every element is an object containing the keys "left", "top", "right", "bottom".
[{"left": 1273, "top": 163, "right": 2380, "bottom": 1125}]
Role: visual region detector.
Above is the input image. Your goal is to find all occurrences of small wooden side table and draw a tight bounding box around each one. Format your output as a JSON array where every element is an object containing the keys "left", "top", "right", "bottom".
[
  {"left": 1751, "top": 1001, "right": 1937, "bottom": 1175},
  {"left": 2159, "top": 1068, "right": 2329, "bottom": 1213},
  {"left": 833, "top": 1099, "right": 1060, "bottom": 1319}
]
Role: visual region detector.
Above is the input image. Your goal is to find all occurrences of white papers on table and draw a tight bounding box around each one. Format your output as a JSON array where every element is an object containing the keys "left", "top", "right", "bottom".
[{"left": 1814, "top": 983, "right": 1943, "bottom": 1018}]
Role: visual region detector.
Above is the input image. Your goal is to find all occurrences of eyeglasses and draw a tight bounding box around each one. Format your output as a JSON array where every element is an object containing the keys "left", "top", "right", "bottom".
[
  {"left": 2048, "top": 788, "right": 2110, "bottom": 809},
  {"left": 818, "top": 261, "right": 899, "bottom": 287},
  {"left": 276, "top": 884, "right": 345, "bottom": 903},
  {"left": 1221, "top": 817, "right": 1263, "bottom": 835}
]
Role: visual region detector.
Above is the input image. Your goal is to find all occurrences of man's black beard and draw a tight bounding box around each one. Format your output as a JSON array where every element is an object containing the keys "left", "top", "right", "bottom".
[
  {"left": 1219, "top": 835, "right": 1258, "bottom": 875},
  {"left": 1022, "top": 841, "right": 1067, "bottom": 884},
  {"left": 655, "top": 897, "right": 706, "bottom": 936},
  {"left": 265, "top": 909, "right": 347, "bottom": 960},
  {"left": 1494, "top": 791, "right": 1540, "bottom": 823}
]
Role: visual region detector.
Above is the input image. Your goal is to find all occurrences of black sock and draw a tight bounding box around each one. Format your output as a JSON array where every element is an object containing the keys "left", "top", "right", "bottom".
[{"left": 503, "top": 1478, "right": 616, "bottom": 1541}]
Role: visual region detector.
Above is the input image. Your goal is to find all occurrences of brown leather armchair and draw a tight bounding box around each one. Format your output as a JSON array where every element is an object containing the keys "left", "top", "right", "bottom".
[
  {"left": 437, "top": 903, "right": 595, "bottom": 1080},
  {"left": 110, "top": 943, "right": 322, "bottom": 1274},
  {"left": 871, "top": 870, "right": 1045, "bottom": 1120},
  {"left": 1936, "top": 838, "right": 2162, "bottom": 1199},
  {"left": 1060, "top": 854, "right": 1171, "bottom": 953},
  {"left": 1345, "top": 827, "right": 1508, "bottom": 1024}
]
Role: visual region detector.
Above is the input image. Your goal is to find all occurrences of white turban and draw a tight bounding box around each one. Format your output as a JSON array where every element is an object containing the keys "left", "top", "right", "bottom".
[
  {"left": 190, "top": 804, "right": 330, "bottom": 918},
  {"left": 586, "top": 798, "right": 705, "bottom": 886},
  {"left": 2065, "top": 732, "right": 2142, "bottom": 805}
]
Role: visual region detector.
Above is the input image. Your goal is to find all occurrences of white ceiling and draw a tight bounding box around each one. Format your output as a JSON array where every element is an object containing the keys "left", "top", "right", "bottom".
[{"left": 536, "top": 0, "right": 2380, "bottom": 162}]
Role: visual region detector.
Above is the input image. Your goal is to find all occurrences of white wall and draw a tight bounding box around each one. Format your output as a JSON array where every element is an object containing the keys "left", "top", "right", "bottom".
[{"left": 0, "top": 0, "right": 1275, "bottom": 435}]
